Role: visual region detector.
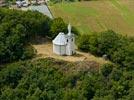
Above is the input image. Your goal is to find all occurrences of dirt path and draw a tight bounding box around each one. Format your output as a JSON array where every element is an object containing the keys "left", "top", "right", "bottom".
[{"left": 33, "top": 42, "right": 108, "bottom": 65}]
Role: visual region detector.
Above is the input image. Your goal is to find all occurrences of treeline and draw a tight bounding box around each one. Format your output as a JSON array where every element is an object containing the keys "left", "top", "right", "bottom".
[
  {"left": 0, "top": 8, "right": 78, "bottom": 64},
  {"left": 78, "top": 30, "right": 134, "bottom": 69},
  {"left": 0, "top": 8, "right": 50, "bottom": 63},
  {"left": 76, "top": 30, "right": 134, "bottom": 99},
  {"left": 0, "top": 8, "right": 134, "bottom": 100},
  {"left": 0, "top": 58, "right": 134, "bottom": 100},
  {"left": 0, "top": 58, "right": 98, "bottom": 100}
]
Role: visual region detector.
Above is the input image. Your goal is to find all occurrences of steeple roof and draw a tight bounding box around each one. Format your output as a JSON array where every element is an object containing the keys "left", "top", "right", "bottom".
[
  {"left": 68, "top": 23, "right": 72, "bottom": 36},
  {"left": 53, "top": 32, "right": 67, "bottom": 45}
]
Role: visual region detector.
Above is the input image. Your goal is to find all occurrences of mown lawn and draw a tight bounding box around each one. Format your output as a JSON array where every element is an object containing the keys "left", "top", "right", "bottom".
[{"left": 50, "top": 0, "right": 134, "bottom": 36}]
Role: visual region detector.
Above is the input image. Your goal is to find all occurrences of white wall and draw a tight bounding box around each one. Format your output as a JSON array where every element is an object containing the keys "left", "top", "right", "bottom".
[
  {"left": 66, "top": 35, "right": 75, "bottom": 56},
  {"left": 53, "top": 44, "right": 66, "bottom": 55}
]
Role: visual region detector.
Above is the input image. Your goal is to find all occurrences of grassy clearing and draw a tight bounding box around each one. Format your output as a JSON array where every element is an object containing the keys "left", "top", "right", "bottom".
[{"left": 50, "top": 0, "right": 134, "bottom": 36}]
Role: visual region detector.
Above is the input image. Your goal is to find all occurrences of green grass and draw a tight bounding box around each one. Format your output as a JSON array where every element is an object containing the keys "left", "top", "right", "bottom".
[
  {"left": 59, "top": 3, "right": 98, "bottom": 16},
  {"left": 111, "top": 0, "right": 134, "bottom": 25},
  {"left": 50, "top": 0, "right": 134, "bottom": 36}
]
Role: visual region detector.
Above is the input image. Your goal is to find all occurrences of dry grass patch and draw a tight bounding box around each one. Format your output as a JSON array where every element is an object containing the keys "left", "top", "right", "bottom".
[{"left": 33, "top": 41, "right": 108, "bottom": 65}]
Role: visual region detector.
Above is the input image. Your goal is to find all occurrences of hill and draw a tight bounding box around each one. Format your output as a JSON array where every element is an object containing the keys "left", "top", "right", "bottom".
[
  {"left": 1, "top": 58, "right": 134, "bottom": 100},
  {"left": 50, "top": 0, "right": 134, "bottom": 36},
  {"left": 0, "top": 7, "right": 134, "bottom": 100},
  {"left": 32, "top": 36, "right": 108, "bottom": 65},
  {"left": 0, "top": 58, "right": 99, "bottom": 99}
]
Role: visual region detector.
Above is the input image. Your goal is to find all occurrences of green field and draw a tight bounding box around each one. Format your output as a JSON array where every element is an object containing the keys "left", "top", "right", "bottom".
[{"left": 50, "top": 0, "right": 134, "bottom": 36}]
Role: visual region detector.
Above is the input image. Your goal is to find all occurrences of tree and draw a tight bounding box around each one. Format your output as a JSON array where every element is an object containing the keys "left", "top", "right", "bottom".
[
  {"left": 77, "top": 34, "right": 90, "bottom": 52},
  {"left": 123, "top": 43, "right": 134, "bottom": 69},
  {"left": 100, "top": 63, "right": 114, "bottom": 77},
  {"left": 97, "top": 30, "right": 120, "bottom": 56},
  {"left": 112, "top": 43, "right": 134, "bottom": 69},
  {"left": 49, "top": 17, "right": 67, "bottom": 39},
  {"left": 0, "top": 8, "right": 51, "bottom": 63}
]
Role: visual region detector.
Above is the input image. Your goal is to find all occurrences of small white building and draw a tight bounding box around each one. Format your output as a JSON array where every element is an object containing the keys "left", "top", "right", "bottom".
[{"left": 52, "top": 24, "right": 75, "bottom": 56}]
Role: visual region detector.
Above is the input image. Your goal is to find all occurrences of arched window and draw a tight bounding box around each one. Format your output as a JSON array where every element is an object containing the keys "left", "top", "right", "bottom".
[
  {"left": 72, "top": 51, "right": 73, "bottom": 54},
  {"left": 67, "top": 39, "right": 68, "bottom": 42},
  {"left": 72, "top": 38, "right": 73, "bottom": 42}
]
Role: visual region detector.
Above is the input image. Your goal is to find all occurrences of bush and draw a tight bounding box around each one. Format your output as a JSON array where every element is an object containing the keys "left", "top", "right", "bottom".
[
  {"left": 112, "top": 43, "right": 134, "bottom": 69},
  {"left": 49, "top": 18, "right": 67, "bottom": 39},
  {"left": 77, "top": 30, "right": 133, "bottom": 69},
  {"left": 77, "top": 34, "right": 90, "bottom": 52},
  {"left": 78, "top": 33, "right": 98, "bottom": 53},
  {"left": 100, "top": 63, "right": 114, "bottom": 77},
  {"left": 123, "top": 43, "right": 134, "bottom": 69},
  {"left": 110, "top": 68, "right": 122, "bottom": 81},
  {"left": 97, "top": 30, "right": 119, "bottom": 55},
  {"left": 78, "top": 30, "right": 121, "bottom": 56},
  {"left": 21, "top": 45, "right": 37, "bottom": 60},
  {"left": 49, "top": 17, "right": 79, "bottom": 39}
]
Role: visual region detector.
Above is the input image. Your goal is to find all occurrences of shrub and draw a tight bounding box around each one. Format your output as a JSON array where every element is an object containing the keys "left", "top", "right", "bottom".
[
  {"left": 49, "top": 18, "right": 67, "bottom": 39},
  {"left": 49, "top": 17, "right": 79, "bottom": 39},
  {"left": 77, "top": 34, "right": 90, "bottom": 52},
  {"left": 110, "top": 68, "right": 122, "bottom": 81},
  {"left": 78, "top": 30, "right": 121, "bottom": 56},
  {"left": 112, "top": 43, "right": 134, "bottom": 69},
  {"left": 100, "top": 63, "right": 114, "bottom": 77},
  {"left": 77, "top": 30, "right": 134, "bottom": 69},
  {"left": 97, "top": 30, "right": 120, "bottom": 56},
  {"left": 21, "top": 45, "right": 37, "bottom": 60}
]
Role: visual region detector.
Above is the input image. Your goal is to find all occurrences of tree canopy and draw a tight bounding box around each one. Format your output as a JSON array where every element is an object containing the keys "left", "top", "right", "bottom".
[
  {"left": 0, "top": 8, "right": 79, "bottom": 64},
  {"left": 0, "top": 8, "right": 52, "bottom": 63},
  {"left": 0, "top": 7, "right": 134, "bottom": 100},
  {"left": 0, "top": 58, "right": 134, "bottom": 100}
]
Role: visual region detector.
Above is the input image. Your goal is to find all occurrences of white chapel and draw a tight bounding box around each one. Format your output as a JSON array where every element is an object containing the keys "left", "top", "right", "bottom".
[{"left": 52, "top": 24, "right": 75, "bottom": 56}]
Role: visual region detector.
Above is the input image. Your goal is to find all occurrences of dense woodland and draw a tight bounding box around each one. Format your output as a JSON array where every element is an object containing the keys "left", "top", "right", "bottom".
[
  {"left": 78, "top": 30, "right": 134, "bottom": 70},
  {"left": 0, "top": 8, "right": 78, "bottom": 64},
  {"left": 0, "top": 8, "right": 50, "bottom": 63},
  {"left": 0, "top": 8, "right": 134, "bottom": 100}
]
